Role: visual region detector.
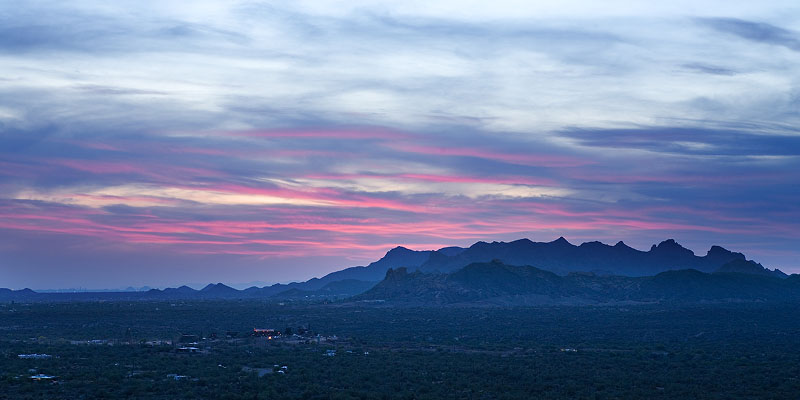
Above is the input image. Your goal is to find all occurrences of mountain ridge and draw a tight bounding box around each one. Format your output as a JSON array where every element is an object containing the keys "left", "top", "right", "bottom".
[
  {"left": 414, "top": 238, "right": 747, "bottom": 276},
  {"left": 356, "top": 260, "right": 800, "bottom": 305},
  {"left": 1, "top": 237, "right": 788, "bottom": 303}
]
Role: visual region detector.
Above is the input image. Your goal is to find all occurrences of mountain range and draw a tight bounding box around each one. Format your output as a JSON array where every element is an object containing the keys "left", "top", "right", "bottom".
[
  {"left": 298, "top": 237, "right": 787, "bottom": 282},
  {"left": 356, "top": 259, "right": 799, "bottom": 305},
  {"left": 0, "top": 238, "right": 790, "bottom": 303}
]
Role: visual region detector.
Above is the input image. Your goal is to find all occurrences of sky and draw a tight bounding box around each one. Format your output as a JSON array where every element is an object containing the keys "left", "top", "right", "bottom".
[{"left": 1, "top": 1, "right": 799, "bottom": 290}]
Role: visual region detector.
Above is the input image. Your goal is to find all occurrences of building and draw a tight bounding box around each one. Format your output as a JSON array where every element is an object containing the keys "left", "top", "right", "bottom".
[
  {"left": 19, "top": 354, "right": 52, "bottom": 359},
  {"left": 177, "top": 346, "right": 199, "bottom": 353},
  {"left": 252, "top": 328, "right": 280, "bottom": 338}
]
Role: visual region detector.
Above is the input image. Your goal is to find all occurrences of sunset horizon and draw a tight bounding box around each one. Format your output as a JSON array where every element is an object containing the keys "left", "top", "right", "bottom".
[
  {"left": 4, "top": 2, "right": 800, "bottom": 399},
  {"left": 3, "top": 1, "right": 799, "bottom": 289},
  {"left": 5, "top": 236, "right": 785, "bottom": 291}
]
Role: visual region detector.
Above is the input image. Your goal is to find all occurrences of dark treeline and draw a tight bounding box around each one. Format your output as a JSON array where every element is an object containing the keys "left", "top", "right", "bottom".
[{"left": 2, "top": 300, "right": 800, "bottom": 399}]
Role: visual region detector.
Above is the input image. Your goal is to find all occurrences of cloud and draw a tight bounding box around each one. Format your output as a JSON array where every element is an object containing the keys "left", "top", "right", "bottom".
[
  {"left": 700, "top": 18, "right": 800, "bottom": 51},
  {"left": 0, "top": 5, "right": 247, "bottom": 54},
  {"left": 561, "top": 126, "right": 800, "bottom": 156},
  {"left": 2, "top": 2, "right": 800, "bottom": 288},
  {"left": 72, "top": 84, "right": 169, "bottom": 96},
  {"left": 681, "top": 63, "right": 738, "bottom": 76}
]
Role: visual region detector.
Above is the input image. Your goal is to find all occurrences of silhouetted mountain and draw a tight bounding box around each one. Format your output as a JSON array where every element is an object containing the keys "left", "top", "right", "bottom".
[
  {"left": 437, "top": 246, "right": 467, "bottom": 256},
  {"left": 359, "top": 262, "right": 583, "bottom": 305},
  {"left": 0, "top": 288, "right": 30, "bottom": 301},
  {"left": 0, "top": 288, "right": 37, "bottom": 301},
  {"left": 449, "top": 260, "right": 567, "bottom": 297},
  {"left": 198, "top": 283, "right": 239, "bottom": 298},
  {"left": 312, "top": 246, "right": 436, "bottom": 284},
  {"left": 638, "top": 268, "right": 793, "bottom": 301},
  {"left": 0, "top": 288, "right": 146, "bottom": 302},
  {"left": 357, "top": 261, "right": 800, "bottom": 305},
  {"left": 315, "top": 279, "right": 377, "bottom": 295},
  {"left": 0, "top": 278, "right": 376, "bottom": 302},
  {"left": 1, "top": 237, "right": 784, "bottom": 304},
  {"left": 268, "top": 280, "right": 377, "bottom": 300},
  {"left": 715, "top": 259, "right": 788, "bottom": 279},
  {"left": 225, "top": 246, "right": 429, "bottom": 297},
  {"left": 163, "top": 285, "right": 197, "bottom": 295},
  {"left": 705, "top": 245, "right": 746, "bottom": 267},
  {"left": 416, "top": 238, "right": 746, "bottom": 276}
]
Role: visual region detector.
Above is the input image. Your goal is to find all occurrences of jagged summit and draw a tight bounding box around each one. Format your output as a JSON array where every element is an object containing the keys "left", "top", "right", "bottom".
[
  {"left": 705, "top": 245, "right": 745, "bottom": 262},
  {"left": 649, "top": 238, "right": 673, "bottom": 249},
  {"left": 650, "top": 239, "right": 693, "bottom": 254},
  {"left": 386, "top": 245, "right": 412, "bottom": 254},
  {"left": 551, "top": 236, "right": 572, "bottom": 245},
  {"left": 708, "top": 245, "right": 731, "bottom": 255},
  {"left": 414, "top": 237, "right": 744, "bottom": 276},
  {"left": 200, "top": 283, "right": 237, "bottom": 294}
]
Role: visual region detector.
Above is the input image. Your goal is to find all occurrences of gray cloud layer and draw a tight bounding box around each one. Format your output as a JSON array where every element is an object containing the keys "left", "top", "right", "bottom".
[
  {"left": 701, "top": 18, "right": 800, "bottom": 51},
  {"left": 1, "top": 1, "right": 799, "bottom": 288}
]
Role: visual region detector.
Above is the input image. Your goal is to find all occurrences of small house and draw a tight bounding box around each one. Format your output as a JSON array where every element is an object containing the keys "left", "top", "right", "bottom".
[
  {"left": 18, "top": 354, "right": 52, "bottom": 359},
  {"left": 177, "top": 346, "right": 199, "bottom": 353}
]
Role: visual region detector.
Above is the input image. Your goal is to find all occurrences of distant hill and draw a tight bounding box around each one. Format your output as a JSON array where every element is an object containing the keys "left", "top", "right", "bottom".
[
  {"left": 715, "top": 259, "right": 788, "bottom": 279},
  {"left": 198, "top": 283, "right": 240, "bottom": 298},
  {"left": 2, "top": 237, "right": 787, "bottom": 304},
  {"left": 224, "top": 245, "right": 436, "bottom": 297},
  {"left": 0, "top": 280, "right": 378, "bottom": 302},
  {"left": 265, "top": 237, "right": 752, "bottom": 292},
  {"left": 310, "top": 246, "right": 438, "bottom": 284},
  {"left": 356, "top": 260, "right": 800, "bottom": 305},
  {"left": 267, "top": 279, "right": 380, "bottom": 300}
]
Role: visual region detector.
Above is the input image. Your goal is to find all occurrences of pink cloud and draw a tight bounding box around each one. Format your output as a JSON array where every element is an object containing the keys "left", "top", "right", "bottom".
[
  {"left": 3, "top": 196, "right": 797, "bottom": 266},
  {"left": 190, "top": 183, "right": 433, "bottom": 213},
  {"left": 50, "top": 159, "right": 227, "bottom": 182}
]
